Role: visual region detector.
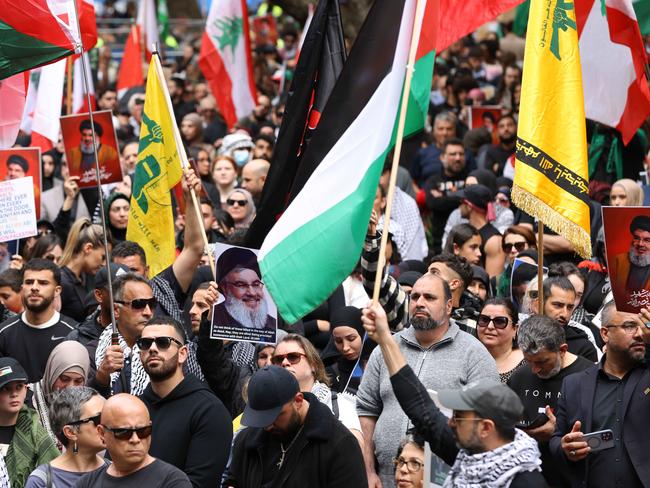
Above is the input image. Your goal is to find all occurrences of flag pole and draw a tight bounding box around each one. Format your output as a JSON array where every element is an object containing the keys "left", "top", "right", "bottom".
[
  {"left": 537, "top": 223, "right": 544, "bottom": 314},
  {"left": 150, "top": 45, "right": 217, "bottom": 280},
  {"left": 70, "top": 2, "right": 119, "bottom": 337},
  {"left": 371, "top": 0, "right": 426, "bottom": 303},
  {"left": 66, "top": 57, "right": 73, "bottom": 114}
]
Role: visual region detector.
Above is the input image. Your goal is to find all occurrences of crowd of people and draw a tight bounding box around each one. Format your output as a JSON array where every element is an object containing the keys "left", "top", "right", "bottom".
[{"left": 1, "top": 2, "right": 650, "bottom": 487}]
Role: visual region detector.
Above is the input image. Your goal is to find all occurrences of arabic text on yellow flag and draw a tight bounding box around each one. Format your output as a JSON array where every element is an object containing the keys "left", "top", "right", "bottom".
[
  {"left": 126, "top": 61, "right": 183, "bottom": 278},
  {"left": 512, "top": 0, "right": 591, "bottom": 258}
]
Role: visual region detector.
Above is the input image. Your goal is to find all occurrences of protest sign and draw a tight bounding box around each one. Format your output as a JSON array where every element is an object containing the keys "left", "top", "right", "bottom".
[
  {"left": 0, "top": 177, "right": 37, "bottom": 243},
  {"left": 424, "top": 390, "right": 452, "bottom": 487},
  {"left": 0, "top": 148, "right": 41, "bottom": 218},
  {"left": 210, "top": 243, "right": 278, "bottom": 344},
  {"left": 252, "top": 14, "right": 278, "bottom": 47},
  {"left": 467, "top": 105, "right": 502, "bottom": 132},
  {"left": 603, "top": 206, "right": 650, "bottom": 312},
  {"left": 60, "top": 110, "right": 122, "bottom": 188}
]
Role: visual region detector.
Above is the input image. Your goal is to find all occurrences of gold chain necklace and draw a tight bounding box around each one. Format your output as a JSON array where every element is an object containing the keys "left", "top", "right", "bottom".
[{"left": 277, "top": 424, "right": 305, "bottom": 468}]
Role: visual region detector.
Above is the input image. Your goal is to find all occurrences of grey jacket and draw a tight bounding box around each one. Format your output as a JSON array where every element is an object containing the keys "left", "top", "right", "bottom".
[{"left": 356, "top": 323, "right": 498, "bottom": 486}]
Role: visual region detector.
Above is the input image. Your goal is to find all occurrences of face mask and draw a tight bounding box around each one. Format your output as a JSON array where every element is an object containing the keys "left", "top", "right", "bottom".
[{"left": 233, "top": 149, "right": 250, "bottom": 167}]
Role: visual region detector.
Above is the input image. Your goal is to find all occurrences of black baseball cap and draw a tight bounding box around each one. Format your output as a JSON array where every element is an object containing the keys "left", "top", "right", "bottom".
[
  {"left": 94, "top": 263, "right": 130, "bottom": 290},
  {"left": 0, "top": 358, "right": 28, "bottom": 389},
  {"left": 438, "top": 380, "right": 523, "bottom": 428},
  {"left": 450, "top": 184, "right": 493, "bottom": 211},
  {"left": 242, "top": 366, "right": 299, "bottom": 428}
]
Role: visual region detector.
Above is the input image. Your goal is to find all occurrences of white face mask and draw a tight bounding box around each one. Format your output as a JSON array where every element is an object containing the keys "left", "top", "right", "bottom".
[{"left": 233, "top": 149, "right": 250, "bottom": 167}]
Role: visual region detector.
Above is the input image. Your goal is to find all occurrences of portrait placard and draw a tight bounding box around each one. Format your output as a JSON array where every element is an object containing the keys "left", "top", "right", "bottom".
[
  {"left": 0, "top": 177, "right": 37, "bottom": 243},
  {"left": 0, "top": 147, "right": 41, "bottom": 219}
]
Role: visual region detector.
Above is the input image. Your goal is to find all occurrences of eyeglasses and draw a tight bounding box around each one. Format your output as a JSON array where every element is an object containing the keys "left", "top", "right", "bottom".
[
  {"left": 451, "top": 412, "right": 483, "bottom": 423},
  {"left": 115, "top": 297, "right": 157, "bottom": 311},
  {"left": 136, "top": 336, "right": 185, "bottom": 350},
  {"left": 503, "top": 241, "right": 527, "bottom": 253},
  {"left": 606, "top": 323, "right": 643, "bottom": 334},
  {"left": 102, "top": 424, "right": 152, "bottom": 441},
  {"left": 271, "top": 352, "right": 306, "bottom": 366},
  {"left": 477, "top": 314, "right": 510, "bottom": 329},
  {"left": 69, "top": 414, "right": 101, "bottom": 427},
  {"left": 227, "top": 199, "right": 248, "bottom": 207},
  {"left": 393, "top": 457, "right": 424, "bottom": 473},
  {"left": 225, "top": 280, "right": 264, "bottom": 291}
]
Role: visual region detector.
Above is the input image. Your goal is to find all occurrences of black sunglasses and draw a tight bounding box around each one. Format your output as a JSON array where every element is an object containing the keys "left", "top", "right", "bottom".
[
  {"left": 115, "top": 297, "right": 157, "bottom": 311},
  {"left": 227, "top": 199, "right": 248, "bottom": 207},
  {"left": 477, "top": 314, "right": 510, "bottom": 329},
  {"left": 69, "top": 414, "right": 101, "bottom": 427},
  {"left": 102, "top": 424, "right": 152, "bottom": 441},
  {"left": 136, "top": 336, "right": 184, "bottom": 350},
  {"left": 271, "top": 352, "right": 306, "bottom": 366},
  {"left": 503, "top": 242, "right": 527, "bottom": 253}
]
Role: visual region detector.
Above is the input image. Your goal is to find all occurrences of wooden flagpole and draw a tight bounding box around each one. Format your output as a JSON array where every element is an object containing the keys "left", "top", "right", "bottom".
[
  {"left": 372, "top": 0, "right": 427, "bottom": 303},
  {"left": 150, "top": 45, "right": 217, "bottom": 280},
  {"left": 537, "top": 223, "right": 544, "bottom": 314}
]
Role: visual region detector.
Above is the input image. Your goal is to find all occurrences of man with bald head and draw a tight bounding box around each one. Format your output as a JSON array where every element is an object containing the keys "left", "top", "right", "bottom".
[
  {"left": 241, "top": 158, "right": 270, "bottom": 205},
  {"left": 357, "top": 273, "right": 498, "bottom": 487},
  {"left": 75, "top": 394, "right": 191, "bottom": 487}
]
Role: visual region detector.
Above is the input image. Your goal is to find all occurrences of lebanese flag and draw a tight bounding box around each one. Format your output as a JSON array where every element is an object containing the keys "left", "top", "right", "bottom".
[
  {"left": 78, "top": 0, "right": 98, "bottom": 51},
  {"left": 0, "top": 72, "right": 29, "bottom": 148},
  {"left": 576, "top": 0, "right": 650, "bottom": 144},
  {"left": 198, "top": 0, "right": 257, "bottom": 128},
  {"left": 116, "top": 25, "right": 145, "bottom": 96},
  {"left": 137, "top": 0, "right": 159, "bottom": 60},
  {"left": 72, "top": 55, "right": 96, "bottom": 113},
  {"left": 0, "top": 0, "right": 81, "bottom": 79},
  {"left": 31, "top": 59, "right": 66, "bottom": 153},
  {"left": 435, "top": 0, "right": 525, "bottom": 51}
]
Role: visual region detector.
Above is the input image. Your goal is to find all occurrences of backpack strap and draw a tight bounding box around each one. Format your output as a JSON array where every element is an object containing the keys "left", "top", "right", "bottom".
[{"left": 330, "top": 389, "right": 339, "bottom": 419}]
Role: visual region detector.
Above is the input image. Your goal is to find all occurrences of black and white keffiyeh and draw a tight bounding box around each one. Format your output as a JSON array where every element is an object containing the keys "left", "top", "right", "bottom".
[{"left": 443, "top": 429, "right": 542, "bottom": 488}]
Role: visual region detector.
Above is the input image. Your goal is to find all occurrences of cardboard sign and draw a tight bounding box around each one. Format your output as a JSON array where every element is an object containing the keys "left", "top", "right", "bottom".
[
  {"left": 0, "top": 177, "right": 37, "bottom": 243},
  {"left": 60, "top": 110, "right": 123, "bottom": 188},
  {"left": 603, "top": 206, "right": 650, "bottom": 313},
  {"left": 210, "top": 243, "right": 278, "bottom": 344},
  {"left": 0, "top": 148, "right": 41, "bottom": 219}
]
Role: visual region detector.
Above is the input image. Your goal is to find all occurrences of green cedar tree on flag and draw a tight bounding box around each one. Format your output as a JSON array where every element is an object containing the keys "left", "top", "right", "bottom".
[
  {"left": 0, "top": 0, "right": 82, "bottom": 79},
  {"left": 258, "top": 0, "right": 438, "bottom": 323}
]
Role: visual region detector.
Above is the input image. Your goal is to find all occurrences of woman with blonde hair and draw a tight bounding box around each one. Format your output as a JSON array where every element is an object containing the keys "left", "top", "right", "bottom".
[
  {"left": 610, "top": 178, "right": 644, "bottom": 206},
  {"left": 59, "top": 219, "right": 108, "bottom": 321}
]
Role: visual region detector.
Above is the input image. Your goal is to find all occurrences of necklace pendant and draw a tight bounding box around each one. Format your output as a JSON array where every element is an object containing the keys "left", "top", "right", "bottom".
[{"left": 277, "top": 451, "right": 285, "bottom": 468}]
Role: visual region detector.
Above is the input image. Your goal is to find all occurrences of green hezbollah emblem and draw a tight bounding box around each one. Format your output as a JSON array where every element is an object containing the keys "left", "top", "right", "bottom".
[
  {"left": 214, "top": 16, "right": 243, "bottom": 56},
  {"left": 133, "top": 113, "right": 164, "bottom": 214},
  {"left": 550, "top": 0, "right": 576, "bottom": 61}
]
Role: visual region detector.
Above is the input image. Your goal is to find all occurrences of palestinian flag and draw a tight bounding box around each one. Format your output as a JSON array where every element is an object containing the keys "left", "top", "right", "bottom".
[
  {"left": 0, "top": 0, "right": 81, "bottom": 79},
  {"left": 258, "top": 0, "right": 438, "bottom": 323}
]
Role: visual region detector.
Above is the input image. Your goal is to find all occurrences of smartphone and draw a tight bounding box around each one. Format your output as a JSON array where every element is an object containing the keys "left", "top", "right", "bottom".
[
  {"left": 579, "top": 429, "right": 615, "bottom": 452},
  {"left": 515, "top": 413, "right": 549, "bottom": 430}
]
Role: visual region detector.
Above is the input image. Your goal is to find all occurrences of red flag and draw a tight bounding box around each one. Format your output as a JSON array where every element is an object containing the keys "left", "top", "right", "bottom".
[{"left": 116, "top": 25, "right": 144, "bottom": 96}]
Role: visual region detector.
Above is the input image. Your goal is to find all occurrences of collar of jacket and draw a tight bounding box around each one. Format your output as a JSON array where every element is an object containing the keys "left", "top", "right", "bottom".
[
  {"left": 244, "top": 392, "right": 334, "bottom": 450},
  {"left": 397, "top": 321, "right": 459, "bottom": 351}
]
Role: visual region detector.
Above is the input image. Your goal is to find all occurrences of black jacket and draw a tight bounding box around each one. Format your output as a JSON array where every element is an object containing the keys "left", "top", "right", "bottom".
[
  {"left": 391, "top": 365, "right": 548, "bottom": 488},
  {"left": 140, "top": 375, "right": 233, "bottom": 488},
  {"left": 66, "top": 308, "right": 104, "bottom": 346},
  {"left": 565, "top": 325, "right": 598, "bottom": 362},
  {"left": 225, "top": 392, "right": 367, "bottom": 488}
]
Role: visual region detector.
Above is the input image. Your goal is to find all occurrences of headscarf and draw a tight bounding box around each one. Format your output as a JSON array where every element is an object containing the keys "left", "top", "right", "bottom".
[
  {"left": 226, "top": 188, "right": 256, "bottom": 227},
  {"left": 182, "top": 112, "right": 204, "bottom": 143},
  {"left": 104, "top": 192, "right": 130, "bottom": 242},
  {"left": 612, "top": 178, "right": 644, "bottom": 206},
  {"left": 330, "top": 306, "right": 365, "bottom": 338},
  {"left": 41, "top": 341, "right": 90, "bottom": 400}
]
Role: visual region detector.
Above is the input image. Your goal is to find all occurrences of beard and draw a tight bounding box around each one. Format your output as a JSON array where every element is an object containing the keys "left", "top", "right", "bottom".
[
  {"left": 500, "top": 134, "right": 516, "bottom": 145},
  {"left": 225, "top": 295, "right": 269, "bottom": 329},
  {"left": 411, "top": 314, "right": 442, "bottom": 331},
  {"left": 80, "top": 142, "right": 95, "bottom": 154},
  {"left": 629, "top": 246, "right": 650, "bottom": 267},
  {"left": 454, "top": 424, "right": 485, "bottom": 454},
  {"left": 24, "top": 295, "right": 54, "bottom": 314},
  {"left": 537, "top": 355, "right": 562, "bottom": 379},
  {"left": 143, "top": 351, "right": 179, "bottom": 381},
  {"left": 267, "top": 408, "right": 302, "bottom": 441}
]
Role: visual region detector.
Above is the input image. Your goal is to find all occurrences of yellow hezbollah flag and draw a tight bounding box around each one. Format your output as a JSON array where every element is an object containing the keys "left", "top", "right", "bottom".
[
  {"left": 512, "top": 0, "right": 591, "bottom": 258},
  {"left": 126, "top": 60, "right": 182, "bottom": 278}
]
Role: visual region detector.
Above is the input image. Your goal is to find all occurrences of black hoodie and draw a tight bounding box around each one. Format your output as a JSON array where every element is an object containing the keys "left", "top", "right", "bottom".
[{"left": 140, "top": 374, "right": 233, "bottom": 488}]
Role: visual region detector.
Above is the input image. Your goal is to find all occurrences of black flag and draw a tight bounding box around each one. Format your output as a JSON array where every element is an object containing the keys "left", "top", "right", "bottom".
[{"left": 244, "top": 0, "right": 346, "bottom": 248}]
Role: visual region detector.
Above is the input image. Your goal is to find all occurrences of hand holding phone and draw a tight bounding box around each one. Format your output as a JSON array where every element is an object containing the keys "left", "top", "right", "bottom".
[{"left": 578, "top": 429, "right": 615, "bottom": 452}]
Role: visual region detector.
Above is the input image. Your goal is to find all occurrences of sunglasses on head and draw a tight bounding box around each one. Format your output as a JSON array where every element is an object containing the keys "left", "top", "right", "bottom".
[
  {"left": 271, "top": 352, "right": 306, "bottom": 366},
  {"left": 227, "top": 199, "right": 248, "bottom": 207},
  {"left": 116, "top": 297, "right": 157, "bottom": 311},
  {"left": 136, "top": 336, "right": 184, "bottom": 350},
  {"left": 502, "top": 242, "right": 527, "bottom": 253},
  {"left": 477, "top": 314, "right": 510, "bottom": 329},
  {"left": 68, "top": 414, "right": 101, "bottom": 427},
  {"left": 102, "top": 424, "right": 152, "bottom": 441}
]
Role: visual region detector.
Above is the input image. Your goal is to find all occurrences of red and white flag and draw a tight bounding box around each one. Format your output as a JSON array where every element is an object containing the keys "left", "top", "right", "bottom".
[
  {"left": 137, "top": 0, "right": 159, "bottom": 60},
  {"left": 198, "top": 0, "right": 257, "bottom": 128},
  {"left": 31, "top": 59, "right": 66, "bottom": 153},
  {"left": 72, "top": 55, "right": 96, "bottom": 113},
  {"left": 0, "top": 72, "right": 29, "bottom": 148},
  {"left": 577, "top": 0, "right": 650, "bottom": 144}
]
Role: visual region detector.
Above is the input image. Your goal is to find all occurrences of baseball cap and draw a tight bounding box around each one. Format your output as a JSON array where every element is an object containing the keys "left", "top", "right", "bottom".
[
  {"left": 0, "top": 358, "right": 28, "bottom": 389},
  {"left": 450, "top": 184, "right": 493, "bottom": 211},
  {"left": 438, "top": 380, "right": 523, "bottom": 428},
  {"left": 398, "top": 271, "right": 423, "bottom": 288},
  {"left": 242, "top": 366, "right": 299, "bottom": 428},
  {"left": 94, "top": 263, "right": 130, "bottom": 290},
  {"left": 471, "top": 265, "right": 489, "bottom": 288}
]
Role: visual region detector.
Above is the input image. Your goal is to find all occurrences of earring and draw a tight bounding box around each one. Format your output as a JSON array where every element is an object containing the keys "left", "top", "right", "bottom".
[{"left": 73, "top": 441, "right": 78, "bottom": 454}]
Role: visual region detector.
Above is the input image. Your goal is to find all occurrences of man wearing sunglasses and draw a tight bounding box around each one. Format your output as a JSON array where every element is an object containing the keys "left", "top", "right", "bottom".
[
  {"left": 139, "top": 316, "right": 232, "bottom": 487},
  {"left": 75, "top": 394, "right": 191, "bottom": 487}
]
